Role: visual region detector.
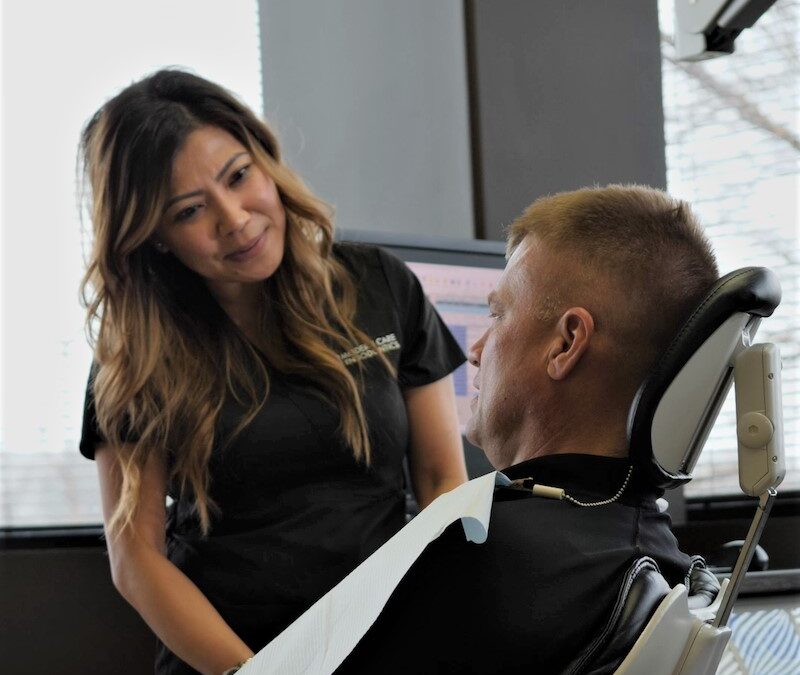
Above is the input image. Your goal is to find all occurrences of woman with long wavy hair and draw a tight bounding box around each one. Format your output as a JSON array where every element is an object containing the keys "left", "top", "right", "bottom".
[{"left": 79, "top": 69, "right": 467, "bottom": 675}]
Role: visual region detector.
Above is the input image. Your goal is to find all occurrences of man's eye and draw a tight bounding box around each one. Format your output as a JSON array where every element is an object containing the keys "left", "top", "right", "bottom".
[{"left": 230, "top": 164, "right": 251, "bottom": 186}]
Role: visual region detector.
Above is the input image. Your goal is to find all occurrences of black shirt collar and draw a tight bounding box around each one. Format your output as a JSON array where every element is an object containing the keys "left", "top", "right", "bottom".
[{"left": 500, "top": 453, "right": 662, "bottom": 504}]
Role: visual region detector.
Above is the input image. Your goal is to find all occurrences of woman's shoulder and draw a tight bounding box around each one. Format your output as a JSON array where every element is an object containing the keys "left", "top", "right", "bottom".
[
  {"left": 334, "top": 240, "right": 384, "bottom": 266},
  {"left": 333, "top": 241, "right": 410, "bottom": 284}
]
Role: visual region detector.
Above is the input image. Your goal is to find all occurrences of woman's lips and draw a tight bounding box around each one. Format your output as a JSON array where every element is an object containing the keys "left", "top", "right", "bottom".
[{"left": 226, "top": 231, "right": 266, "bottom": 262}]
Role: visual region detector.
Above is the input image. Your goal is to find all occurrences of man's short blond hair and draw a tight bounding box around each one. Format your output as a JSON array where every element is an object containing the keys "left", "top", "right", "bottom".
[{"left": 507, "top": 184, "right": 719, "bottom": 386}]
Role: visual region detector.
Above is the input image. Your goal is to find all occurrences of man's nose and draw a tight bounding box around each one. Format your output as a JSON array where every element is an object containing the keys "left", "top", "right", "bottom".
[{"left": 468, "top": 331, "right": 486, "bottom": 367}]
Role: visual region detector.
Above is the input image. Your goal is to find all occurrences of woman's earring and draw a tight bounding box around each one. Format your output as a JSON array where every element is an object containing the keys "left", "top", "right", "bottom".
[{"left": 154, "top": 241, "right": 169, "bottom": 254}]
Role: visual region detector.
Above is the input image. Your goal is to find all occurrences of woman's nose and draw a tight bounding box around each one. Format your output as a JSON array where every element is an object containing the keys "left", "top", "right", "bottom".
[{"left": 216, "top": 195, "right": 249, "bottom": 236}]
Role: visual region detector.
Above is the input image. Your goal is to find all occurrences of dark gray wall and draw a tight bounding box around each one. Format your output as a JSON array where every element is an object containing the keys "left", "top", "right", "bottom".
[
  {"left": 467, "top": 0, "right": 668, "bottom": 239},
  {"left": 258, "top": 0, "right": 474, "bottom": 238},
  {"left": 258, "top": 1, "right": 668, "bottom": 241},
  {"left": 0, "top": 548, "right": 155, "bottom": 674}
]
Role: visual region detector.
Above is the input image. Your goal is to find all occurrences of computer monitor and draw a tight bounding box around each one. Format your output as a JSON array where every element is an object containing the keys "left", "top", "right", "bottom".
[{"left": 338, "top": 229, "right": 507, "bottom": 478}]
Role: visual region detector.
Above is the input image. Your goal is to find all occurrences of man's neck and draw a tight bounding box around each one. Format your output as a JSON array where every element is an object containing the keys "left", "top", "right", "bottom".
[{"left": 492, "top": 416, "right": 629, "bottom": 469}]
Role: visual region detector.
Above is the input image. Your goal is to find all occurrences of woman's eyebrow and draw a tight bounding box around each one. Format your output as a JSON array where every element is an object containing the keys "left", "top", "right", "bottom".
[
  {"left": 213, "top": 151, "right": 248, "bottom": 182},
  {"left": 163, "top": 151, "right": 249, "bottom": 211}
]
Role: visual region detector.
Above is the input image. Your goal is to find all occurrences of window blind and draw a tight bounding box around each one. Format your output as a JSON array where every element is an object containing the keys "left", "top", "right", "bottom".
[
  {"left": 659, "top": 0, "right": 799, "bottom": 496},
  {"left": 0, "top": 0, "right": 263, "bottom": 527}
]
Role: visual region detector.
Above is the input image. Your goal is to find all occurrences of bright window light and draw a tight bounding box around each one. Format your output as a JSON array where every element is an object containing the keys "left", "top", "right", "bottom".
[
  {"left": 659, "top": 0, "right": 799, "bottom": 497},
  {"left": 0, "top": 0, "right": 262, "bottom": 527}
]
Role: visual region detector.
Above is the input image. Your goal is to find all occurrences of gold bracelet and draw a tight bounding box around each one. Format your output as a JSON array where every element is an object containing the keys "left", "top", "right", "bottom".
[{"left": 221, "top": 657, "right": 252, "bottom": 675}]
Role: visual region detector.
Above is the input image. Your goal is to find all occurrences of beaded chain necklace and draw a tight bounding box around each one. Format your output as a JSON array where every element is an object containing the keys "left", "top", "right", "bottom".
[{"left": 507, "top": 465, "right": 634, "bottom": 507}]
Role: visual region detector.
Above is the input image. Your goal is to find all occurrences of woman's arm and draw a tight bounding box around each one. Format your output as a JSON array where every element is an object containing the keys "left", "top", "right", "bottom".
[
  {"left": 403, "top": 374, "right": 468, "bottom": 509},
  {"left": 95, "top": 445, "right": 253, "bottom": 675}
]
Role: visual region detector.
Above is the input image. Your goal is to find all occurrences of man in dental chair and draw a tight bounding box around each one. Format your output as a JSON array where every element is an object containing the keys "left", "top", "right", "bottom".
[{"left": 337, "top": 185, "right": 720, "bottom": 674}]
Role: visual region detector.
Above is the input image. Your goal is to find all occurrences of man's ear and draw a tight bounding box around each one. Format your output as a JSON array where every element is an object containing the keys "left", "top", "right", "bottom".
[{"left": 546, "top": 308, "right": 595, "bottom": 381}]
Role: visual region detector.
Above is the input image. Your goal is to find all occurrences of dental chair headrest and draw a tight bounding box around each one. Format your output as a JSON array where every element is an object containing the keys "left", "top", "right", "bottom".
[{"left": 626, "top": 267, "right": 781, "bottom": 490}]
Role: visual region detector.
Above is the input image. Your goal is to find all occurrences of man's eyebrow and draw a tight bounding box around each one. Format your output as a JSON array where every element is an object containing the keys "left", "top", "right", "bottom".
[
  {"left": 487, "top": 291, "right": 497, "bottom": 306},
  {"left": 163, "top": 151, "right": 249, "bottom": 212}
]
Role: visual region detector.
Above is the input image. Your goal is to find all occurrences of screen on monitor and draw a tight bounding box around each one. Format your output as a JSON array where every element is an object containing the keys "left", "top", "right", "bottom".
[{"left": 339, "top": 229, "right": 507, "bottom": 476}]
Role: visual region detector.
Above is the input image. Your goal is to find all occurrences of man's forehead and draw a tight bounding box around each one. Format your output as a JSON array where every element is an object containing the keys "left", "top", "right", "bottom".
[
  {"left": 493, "top": 235, "right": 570, "bottom": 311},
  {"left": 505, "top": 237, "right": 543, "bottom": 286},
  {"left": 491, "top": 256, "right": 531, "bottom": 306}
]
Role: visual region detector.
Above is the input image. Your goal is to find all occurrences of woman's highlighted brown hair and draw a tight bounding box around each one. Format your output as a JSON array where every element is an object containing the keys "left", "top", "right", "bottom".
[{"left": 80, "top": 69, "right": 391, "bottom": 536}]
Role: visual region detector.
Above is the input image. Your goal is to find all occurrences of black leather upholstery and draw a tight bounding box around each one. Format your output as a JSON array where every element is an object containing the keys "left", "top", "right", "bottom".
[
  {"left": 565, "top": 556, "right": 722, "bottom": 675},
  {"left": 564, "top": 557, "right": 670, "bottom": 675},
  {"left": 627, "top": 267, "right": 781, "bottom": 489},
  {"left": 685, "top": 555, "right": 721, "bottom": 610}
]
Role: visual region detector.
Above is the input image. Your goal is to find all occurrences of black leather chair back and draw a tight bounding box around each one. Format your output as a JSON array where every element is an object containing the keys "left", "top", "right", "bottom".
[
  {"left": 564, "top": 557, "right": 722, "bottom": 675},
  {"left": 564, "top": 557, "right": 670, "bottom": 675}
]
